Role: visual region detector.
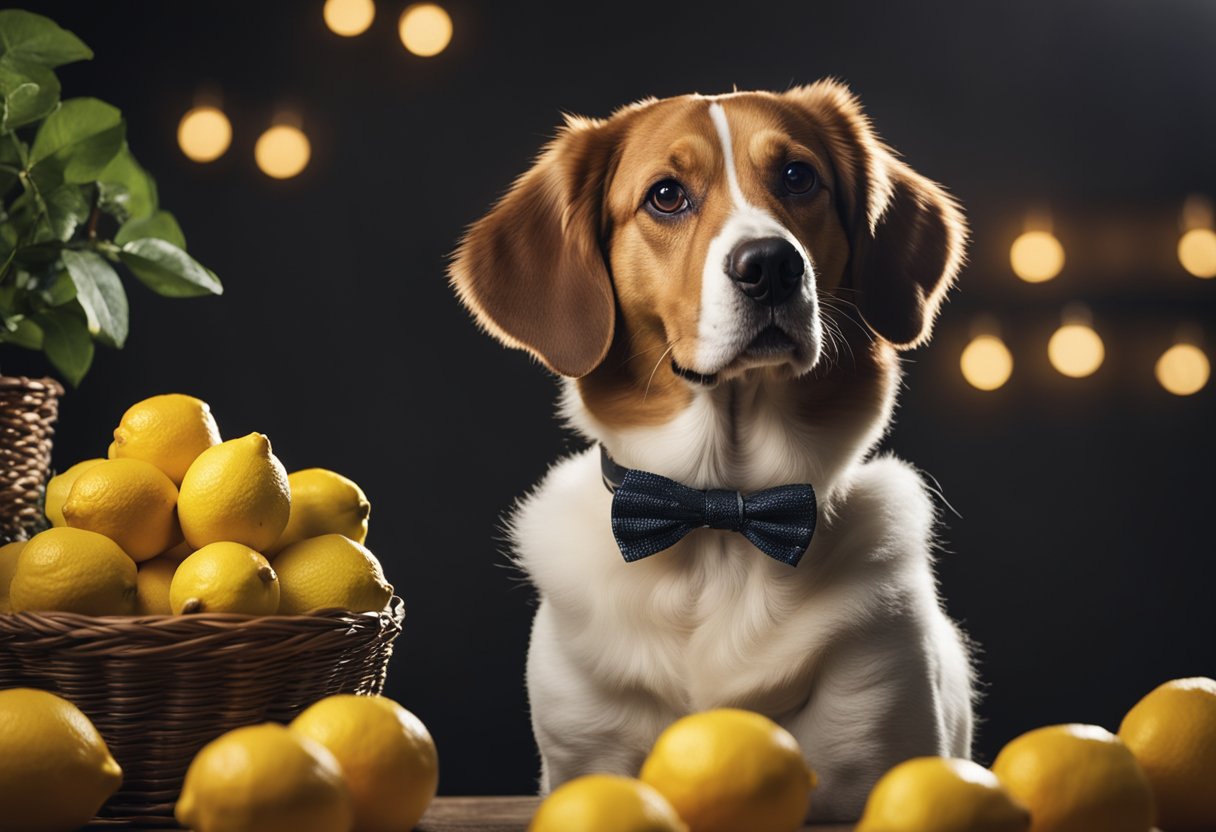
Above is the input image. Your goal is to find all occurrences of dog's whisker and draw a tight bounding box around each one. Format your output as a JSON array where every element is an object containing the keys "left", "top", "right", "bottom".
[{"left": 642, "top": 339, "right": 679, "bottom": 402}]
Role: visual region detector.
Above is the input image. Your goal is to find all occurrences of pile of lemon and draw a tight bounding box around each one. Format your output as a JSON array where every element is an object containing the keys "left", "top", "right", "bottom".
[
  {"left": 529, "top": 676, "right": 1216, "bottom": 832},
  {"left": 0, "top": 393, "right": 392, "bottom": 618}
]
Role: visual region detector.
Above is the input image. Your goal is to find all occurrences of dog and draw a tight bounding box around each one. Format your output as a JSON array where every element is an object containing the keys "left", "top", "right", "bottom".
[{"left": 449, "top": 80, "right": 975, "bottom": 822}]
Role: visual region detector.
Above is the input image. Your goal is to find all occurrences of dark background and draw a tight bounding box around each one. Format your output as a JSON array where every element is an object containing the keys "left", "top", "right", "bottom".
[{"left": 6, "top": 0, "right": 1215, "bottom": 794}]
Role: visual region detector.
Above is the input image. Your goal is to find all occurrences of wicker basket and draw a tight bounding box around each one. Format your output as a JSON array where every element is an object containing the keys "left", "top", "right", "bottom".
[
  {"left": 0, "top": 597, "right": 405, "bottom": 827},
  {"left": 0, "top": 375, "right": 64, "bottom": 545}
]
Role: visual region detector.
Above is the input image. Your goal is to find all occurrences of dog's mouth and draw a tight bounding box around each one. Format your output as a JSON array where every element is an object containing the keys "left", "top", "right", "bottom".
[
  {"left": 672, "top": 325, "right": 800, "bottom": 386},
  {"left": 742, "top": 324, "right": 797, "bottom": 357}
]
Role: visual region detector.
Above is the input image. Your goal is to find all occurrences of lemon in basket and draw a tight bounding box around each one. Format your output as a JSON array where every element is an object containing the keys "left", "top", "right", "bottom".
[
  {"left": 170, "top": 542, "right": 280, "bottom": 615},
  {"left": 0, "top": 688, "right": 123, "bottom": 832},
  {"left": 43, "top": 458, "right": 105, "bottom": 527},
  {"left": 62, "top": 458, "right": 180, "bottom": 561},
  {"left": 111, "top": 393, "right": 221, "bottom": 485},
  {"left": 178, "top": 432, "right": 291, "bottom": 552},
  {"left": 529, "top": 774, "right": 688, "bottom": 832},
  {"left": 274, "top": 534, "right": 393, "bottom": 614},
  {"left": 0, "top": 540, "right": 25, "bottom": 613},
  {"left": 176, "top": 722, "right": 352, "bottom": 832},
  {"left": 270, "top": 468, "right": 371, "bottom": 554},
  {"left": 856, "top": 757, "right": 1030, "bottom": 832},
  {"left": 291, "top": 694, "right": 438, "bottom": 832},
  {"left": 9, "top": 528, "right": 137, "bottom": 615},
  {"left": 136, "top": 557, "right": 177, "bottom": 615}
]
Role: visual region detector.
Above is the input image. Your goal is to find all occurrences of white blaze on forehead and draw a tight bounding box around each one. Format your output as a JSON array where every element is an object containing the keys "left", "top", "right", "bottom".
[{"left": 708, "top": 102, "right": 747, "bottom": 207}]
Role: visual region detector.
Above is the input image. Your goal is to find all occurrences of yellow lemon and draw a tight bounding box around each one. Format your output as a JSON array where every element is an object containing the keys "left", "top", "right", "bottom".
[
  {"left": 0, "top": 540, "right": 25, "bottom": 613},
  {"left": 1119, "top": 677, "right": 1216, "bottom": 832},
  {"left": 274, "top": 534, "right": 392, "bottom": 614},
  {"left": 271, "top": 468, "right": 371, "bottom": 555},
  {"left": 10, "top": 528, "right": 137, "bottom": 615},
  {"left": 106, "top": 441, "right": 117, "bottom": 459},
  {"left": 136, "top": 558, "right": 177, "bottom": 615},
  {"left": 62, "top": 458, "right": 180, "bottom": 562},
  {"left": 178, "top": 433, "right": 290, "bottom": 551},
  {"left": 640, "top": 708, "right": 816, "bottom": 832},
  {"left": 856, "top": 757, "right": 1030, "bottom": 832},
  {"left": 992, "top": 724, "right": 1154, "bottom": 832},
  {"left": 44, "top": 458, "right": 105, "bottom": 527},
  {"left": 0, "top": 688, "right": 123, "bottom": 832},
  {"left": 160, "top": 538, "right": 194, "bottom": 563},
  {"left": 111, "top": 393, "right": 221, "bottom": 485},
  {"left": 176, "top": 722, "right": 352, "bottom": 832},
  {"left": 291, "top": 694, "right": 438, "bottom": 832},
  {"left": 530, "top": 774, "right": 688, "bottom": 832},
  {"left": 170, "top": 542, "right": 279, "bottom": 615}
]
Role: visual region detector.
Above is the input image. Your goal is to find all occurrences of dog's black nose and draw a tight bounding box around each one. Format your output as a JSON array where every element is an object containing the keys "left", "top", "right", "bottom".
[{"left": 727, "top": 237, "right": 804, "bottom": 306}]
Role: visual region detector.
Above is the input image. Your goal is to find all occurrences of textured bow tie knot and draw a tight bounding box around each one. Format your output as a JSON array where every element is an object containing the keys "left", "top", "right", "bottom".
[{"left": 703, "top": 489, "right": 744, "bottom": 531}]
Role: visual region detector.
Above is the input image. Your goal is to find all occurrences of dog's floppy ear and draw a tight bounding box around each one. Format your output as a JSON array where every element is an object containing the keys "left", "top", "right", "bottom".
[
  {"left": 449, "top": 115, "right": 624, "bottom": 378},
  {"left": 787, "top": 81, "right": 968, "bottom": 349}
]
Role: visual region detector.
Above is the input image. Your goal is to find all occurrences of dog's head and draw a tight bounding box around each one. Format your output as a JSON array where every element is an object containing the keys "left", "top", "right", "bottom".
[{"left": 450, "top": 81, "right": 966, "bottom": 412}]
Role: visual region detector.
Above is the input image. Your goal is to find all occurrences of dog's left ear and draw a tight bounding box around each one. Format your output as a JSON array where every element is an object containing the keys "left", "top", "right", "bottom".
[{"left": 786, "top": 81, "right": 968, "bottom": 349}]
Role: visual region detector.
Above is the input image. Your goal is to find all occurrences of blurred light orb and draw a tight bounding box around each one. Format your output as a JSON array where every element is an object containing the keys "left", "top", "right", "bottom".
[
  {"left": 961, "top": 335, "right": 1013, "bottom": 391},
  {"left": 323, "top": 0, "right": 375, "bottom": 36},
  {"left": 1177, "top": 228, "right": 1216, "bottom": 279},
  {"left": 399, "top": 3, "right": 452, "bottom": 56},
  {"left": 1156, "top": 344, "right": 1210, "bottom": 396},
  {"left": 177, "top": 106, "right": 231, "bottom": 163},
  {"left": 254, "top": 125, "right": 311, "bottom": 179},
  {"left": 1048, "top": 323, "right": 1104, "bottom": 378},
  {"left": 1010, "top": 230, "right": 1065, "bottom": 283}
]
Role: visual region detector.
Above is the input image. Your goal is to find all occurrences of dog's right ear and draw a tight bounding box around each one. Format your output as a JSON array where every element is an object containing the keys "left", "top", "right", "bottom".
[{"left": 449, "top": 116, "right": 623, "bottom": 378}]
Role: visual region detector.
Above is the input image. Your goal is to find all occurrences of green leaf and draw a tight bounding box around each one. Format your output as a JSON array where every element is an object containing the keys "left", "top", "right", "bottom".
[
  {"left": 33, "top": 308, "right": 93, "bottom": 386},
  {"left": 97, "top": 143, "right": 156, "bottom": 219},
  {"left": 0, "top": 315, "right": 42, "bottom": 349},
  {"left": 116, "top": 210, "right": 185, "bottom": 249},
  {"left": 0, "top": 10, "right": 92, "bottom": 68},
  {"left": 39, "top": 269, "right": 76, "bottom": 306},
  {"left": 118, "top": 238, "right": 222, "bottom": 298},
  {"left": 29, "top": 97, "right": 125, "bottom": 189},
  {"left": 42, "top": 183, "right": 90, "bottom": 241},
  {"left": 61, "top": 249, "right": 128, "bottom": 347},
  {"left": 0, "top": 55, "right": 60, "bottom": 131}
]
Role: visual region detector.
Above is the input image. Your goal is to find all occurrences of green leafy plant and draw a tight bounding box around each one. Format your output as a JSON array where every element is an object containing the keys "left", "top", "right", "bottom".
[{"left": 0, "top": 9, "right": 221, "bottom": 385}]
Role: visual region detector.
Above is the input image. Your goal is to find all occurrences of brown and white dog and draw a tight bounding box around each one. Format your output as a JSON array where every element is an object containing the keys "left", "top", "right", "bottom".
[{"left": 449, "top": 81, "right": 974, "bottom": 822}]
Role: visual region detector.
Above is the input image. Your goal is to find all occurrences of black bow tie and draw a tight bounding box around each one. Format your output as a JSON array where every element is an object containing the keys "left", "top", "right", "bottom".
[{"left": 601, "top": 446, "right": 817, "bottom": 566}]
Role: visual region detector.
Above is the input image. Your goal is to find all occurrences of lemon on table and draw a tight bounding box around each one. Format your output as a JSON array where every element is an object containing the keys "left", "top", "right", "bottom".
[
  {"left": 9, "top": 528, "right": 137, "bottom": 615},
  {"left": 0, "top": 687, "right": 123, "bottom": 832},
  {"left": 176, "top": 722, "right": 352, "bottom": 832},
  {"left": 291, "top": 694, "right": 438, "bottom": 832},
  {"left": 274, "top": 534, "right": 392, "bottom": 614},
  {"left": 992, "top": 724, "right": 1154, "bottom": 832},
  {"left": 62, "top": 458, "right": 180, "bottom": 561},
  {"left": 43, "top": 458, "right": 105, "bottom": 527},
  {"left": 0, "top": 540, "right": 25, "bottom": 613},
  {"left": 856, "top": 757, "right": 1030, "bottom": 832},
  {"left": 271, "top": 468, "right": 371, "bottom": 555},
  {"left": 111, "top": 393, "right": 221, "bottom": 485},
  {"left": 640, "top": 708, "right": 816, "bottom": 832},
  {"left": 178, "top": 433, "right": 291, "bottom": 552},
  {"left": 529, "top": 774, "right": 688, "bottom": 832},
  {"left": 1119, "top": 677, "right": 1216, "bottom": 832},
  {"left": 170, "top": 542, "right": 279, "bottom": 615},
  {"left": 135, "top": 558, "right": 177, "bottom": 615}
]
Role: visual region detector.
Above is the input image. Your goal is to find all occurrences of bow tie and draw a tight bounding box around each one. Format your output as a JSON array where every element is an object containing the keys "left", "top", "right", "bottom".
[{"left": 601, "top": 446, "right": 817, "bottom": 566}]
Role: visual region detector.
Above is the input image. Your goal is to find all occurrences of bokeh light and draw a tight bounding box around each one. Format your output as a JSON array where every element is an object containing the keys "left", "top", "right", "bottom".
[
  {"left": 323, "top": 0, "right": 375, "bottom": 36},
  {"left": 1155, "top": 344, "right": 1210, "bottom": 396},
  {"left": 1048, "top": 323, "right": 1104, "bottom": 378},
  {"left": 1010, "top": 230, "right": 1065, "bottom": 283},
  {"left": 254, "top": 125, "right": 311, "bottom": 179},
  {"left": 177, "top": 106, "right": 232, "bottom": 163},
  {"left": 961, "top": 335, "right": 1013, "bottom": 391},
  {"left": 399, "top": 3, "right": 452, "bottom": 56},
  {"left": 1177, "top": 228, "right": 1216, "bottom": 279}
]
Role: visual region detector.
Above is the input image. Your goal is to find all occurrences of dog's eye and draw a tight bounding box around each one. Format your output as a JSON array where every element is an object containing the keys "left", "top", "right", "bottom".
[
  {"left": 647, "top": 180, "right": 689, "bottom": 214},
  {"left": 782, "top": 161, "right": 819, "bottom": 195}
]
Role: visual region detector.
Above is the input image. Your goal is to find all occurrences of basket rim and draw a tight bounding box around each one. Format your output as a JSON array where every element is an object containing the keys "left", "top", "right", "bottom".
[{"left": 0, "top": 374, "right": 65, "bottom": 394}]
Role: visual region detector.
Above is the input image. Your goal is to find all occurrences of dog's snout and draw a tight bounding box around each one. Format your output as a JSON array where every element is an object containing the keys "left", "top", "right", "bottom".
[{"left": 727, "top": 237, "right": 804, "bottom": 307}]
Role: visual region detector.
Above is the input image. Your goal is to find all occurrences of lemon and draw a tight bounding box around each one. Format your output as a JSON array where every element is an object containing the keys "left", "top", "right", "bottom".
[
  {"left": 0, "top": 687, "right": 123, "bottom": 832},
  {"left": 10, "top": 528, "right": 137, "bottom": 615},
  {"left": 43, "top": 458, "right": 105, "bottom": 527},
  {"left": 291, "top": 694, "right": 438, "bottom": 832},
  {"left": 271, "top": 468, "right": 371, "bottom": 555},
  {"left": 1119, "top": 677, "right": 1216, "bottom": 831},
  {"left": 176, "top": 722, "right": 352, "bottom": 832},
  {"left": 62, "top": 458, "right": 180, "bottom": 561},
  {"left": 640, "top": 708, "right": 816, "bottom": 832},
  {"left": 178, "top": 433, "right": 291, "bottom": 551},
  {"left": 0, "top": 540, "right": 25, "bottom": 613},
  {"left": 160, "top": 538, "right": 194, "bottom": 563},
  {"left": 530, "top": 774, "right": 688, "bottom": 832},
  {"left": 856, "top": 757, "right": 1030, "bottom": 832},
  {"left": 111, "top": 393, "right": 221, "bottom": 485},
  {"left": 135, "top": 558, "right": 177, "bottom": 615},
  {"left": 274, "top": 534, "right": 393, "bottom": 614},
  {"left": 170, "top": 542, "right": 280, "bottom": 615},
  {"left": 106, "top": 441, "right": 117, "bottom": 458},
  {"left": 992, "top": 724, "right": 1154, "bottom": 832}
]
